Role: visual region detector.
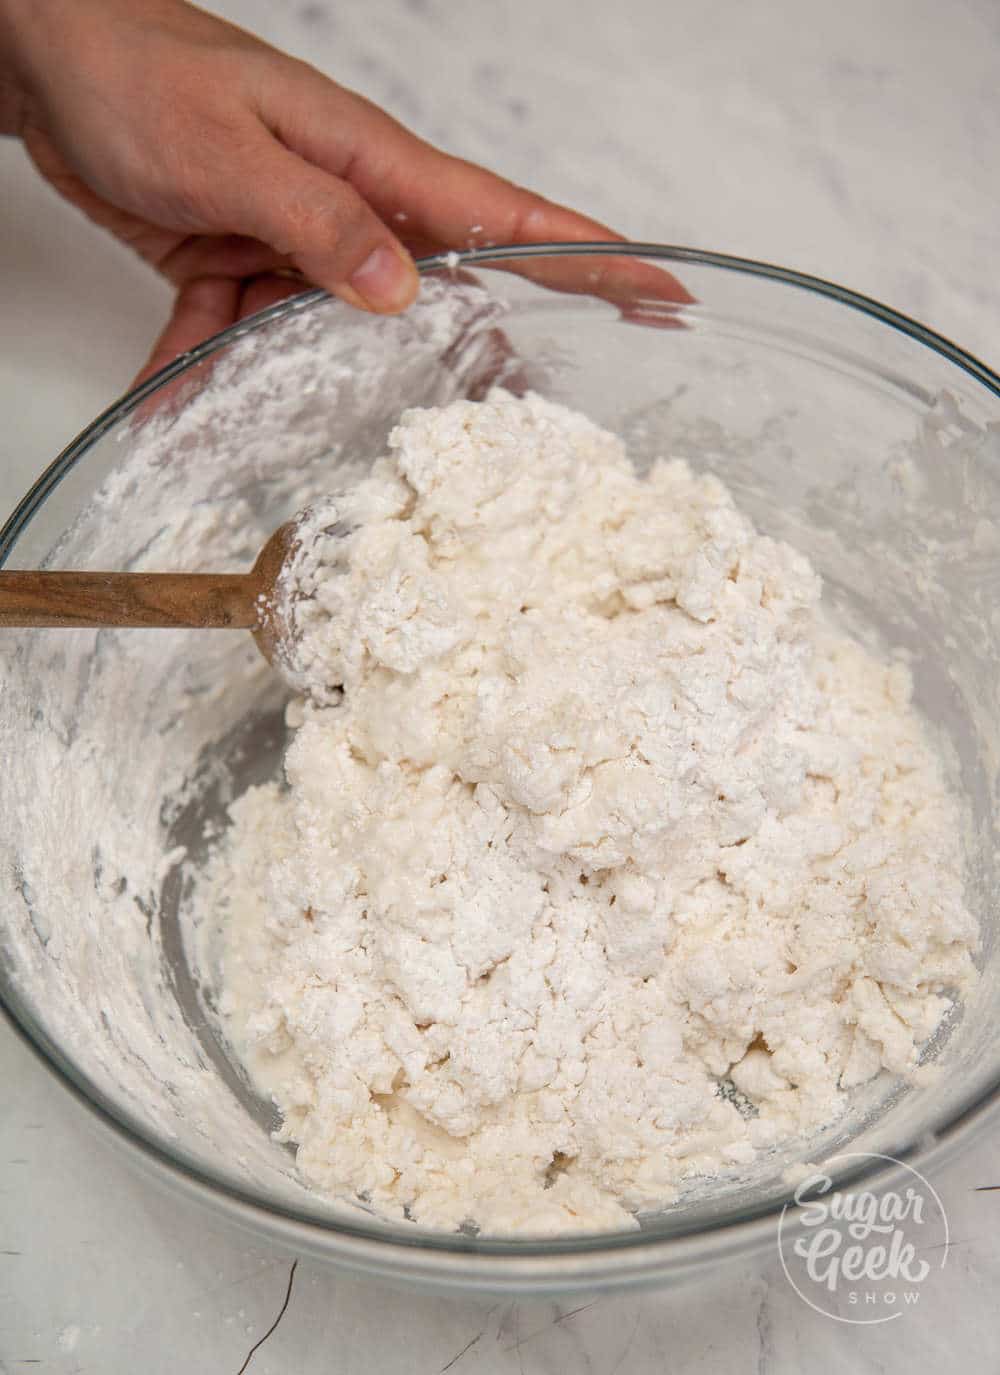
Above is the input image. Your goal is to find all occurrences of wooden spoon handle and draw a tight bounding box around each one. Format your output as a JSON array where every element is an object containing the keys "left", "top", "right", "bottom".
[{"left": 0, "top": 570, "right": 261, "bottom": 629}]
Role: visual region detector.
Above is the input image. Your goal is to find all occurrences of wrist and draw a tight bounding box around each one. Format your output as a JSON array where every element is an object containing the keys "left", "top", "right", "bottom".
[
  {"left": 0, "top": 0, "right": 204, "bottom": 136},
  {"left": 0, "top": 0, "right": 131, "bottom": 135},
  {"left": 0, "top": 0, "right": 68, "bottom": 135},
  {"left": 0, "top": 0, "right": 30, "bottom": 133}
]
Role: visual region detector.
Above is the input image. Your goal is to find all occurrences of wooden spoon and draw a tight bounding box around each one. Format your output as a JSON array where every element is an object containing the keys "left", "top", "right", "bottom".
[{"left": 0, "top": 520, "right": 297, "bottom": 667}]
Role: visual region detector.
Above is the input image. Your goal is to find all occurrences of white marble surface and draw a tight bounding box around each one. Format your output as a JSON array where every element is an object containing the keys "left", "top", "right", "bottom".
[{"left": 2, "top": 0, "right": 998, "bottom": 1368}]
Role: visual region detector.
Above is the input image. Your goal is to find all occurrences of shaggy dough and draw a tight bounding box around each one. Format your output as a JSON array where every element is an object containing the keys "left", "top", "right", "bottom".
[{"left": 211, "top": 392, "right": 977, "bottom": 1234}]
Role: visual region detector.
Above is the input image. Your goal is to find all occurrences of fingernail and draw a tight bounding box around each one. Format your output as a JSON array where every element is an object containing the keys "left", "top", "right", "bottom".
[{"left": 348, "top": 245, "right": 418, "bottom": 313}]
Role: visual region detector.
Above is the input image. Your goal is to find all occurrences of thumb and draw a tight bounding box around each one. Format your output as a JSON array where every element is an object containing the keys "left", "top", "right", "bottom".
[{"left": 208, "top": 129, "right": 420, "bottom": 313}]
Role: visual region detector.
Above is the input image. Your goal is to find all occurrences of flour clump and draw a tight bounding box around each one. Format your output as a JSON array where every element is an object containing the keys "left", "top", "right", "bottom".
[{"left": 213, "top": 392, "right": 976, "bottom": 1234}]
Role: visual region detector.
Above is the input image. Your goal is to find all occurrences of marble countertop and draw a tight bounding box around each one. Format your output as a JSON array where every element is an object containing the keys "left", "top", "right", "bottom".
[{"left": 2, "top": 0, "right": 998, "bottom": 1369}]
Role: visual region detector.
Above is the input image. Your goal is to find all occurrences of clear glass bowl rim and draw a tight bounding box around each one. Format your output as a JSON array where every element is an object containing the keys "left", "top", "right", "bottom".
[{"left": 2, "top": 242, "right": 999, "bottom": 1286}]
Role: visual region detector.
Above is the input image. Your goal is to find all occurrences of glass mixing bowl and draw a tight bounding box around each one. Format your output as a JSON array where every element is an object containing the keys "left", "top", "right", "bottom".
[{"left": 2, "top": 245, "right": 999, "bottom": 1295}]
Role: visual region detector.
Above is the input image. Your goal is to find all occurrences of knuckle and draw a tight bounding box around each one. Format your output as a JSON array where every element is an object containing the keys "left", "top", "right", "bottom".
[
  {"left": 283, "top": 186, "right": 371, "bottom": 264},
  {"left": 500, "top": 195, "right": 553, "bottom": 246}
]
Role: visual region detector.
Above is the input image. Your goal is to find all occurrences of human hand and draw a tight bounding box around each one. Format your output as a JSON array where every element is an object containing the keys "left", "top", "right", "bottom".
[{"left": 0, "top": 0, "right": 688, "bottom": 384}]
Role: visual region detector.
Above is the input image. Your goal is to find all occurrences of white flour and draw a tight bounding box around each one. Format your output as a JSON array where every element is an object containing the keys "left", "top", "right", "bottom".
[{"left": 211, "top": 391, "right": 977, "bottom": 1234}]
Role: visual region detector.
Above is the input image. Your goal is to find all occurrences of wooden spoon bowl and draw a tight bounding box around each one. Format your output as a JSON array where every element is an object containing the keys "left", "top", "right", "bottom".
[{"left": 0, "top": 519, "right": 300, "bottom": 669}]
